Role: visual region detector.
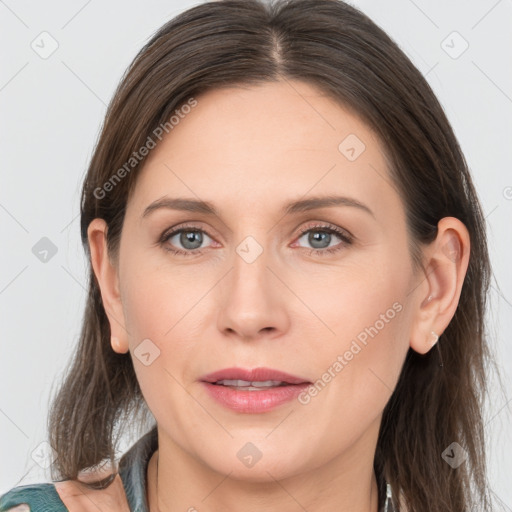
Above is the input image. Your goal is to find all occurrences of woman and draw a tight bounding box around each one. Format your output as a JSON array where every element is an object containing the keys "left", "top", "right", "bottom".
[{"left": 0, "top": 0, "right": 498, "bottom": 510}]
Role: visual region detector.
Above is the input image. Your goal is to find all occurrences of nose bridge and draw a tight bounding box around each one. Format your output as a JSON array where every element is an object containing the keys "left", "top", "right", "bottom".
[
  {"left": 230, "top": 230, "right": 273, "bottom": 301},
  {"left": 216, "top": 226, "right": 289, "bottom": 338}
]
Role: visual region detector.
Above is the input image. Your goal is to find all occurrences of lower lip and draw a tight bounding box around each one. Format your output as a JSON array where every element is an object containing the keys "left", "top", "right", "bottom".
[{"left": 201, "top": 382, "right": 311, "bottom": 413}]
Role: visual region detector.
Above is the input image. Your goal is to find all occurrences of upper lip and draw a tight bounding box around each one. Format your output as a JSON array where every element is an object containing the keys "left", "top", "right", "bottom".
[{"left": 200, "top": 367, "right": 311, "bottom": 385}]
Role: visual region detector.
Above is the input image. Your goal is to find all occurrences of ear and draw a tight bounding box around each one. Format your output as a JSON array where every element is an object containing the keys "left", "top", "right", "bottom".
[
  {"left": 87, "top": 218, "right": 129, "bottom": 354},
  {"left": 409, "top": 216, "right": 470, "bottom": 355}
]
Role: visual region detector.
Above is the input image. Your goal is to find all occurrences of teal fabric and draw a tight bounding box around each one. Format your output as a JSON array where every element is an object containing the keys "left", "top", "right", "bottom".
[
  {"left": 117, "top": 425, "right": 158, "bottom": 512},
  {"left": 0, "top": 426, "right": 158, "bottom": 512},
  {"left": 0, "top": 483, "right": 67, "bottom": 511}
]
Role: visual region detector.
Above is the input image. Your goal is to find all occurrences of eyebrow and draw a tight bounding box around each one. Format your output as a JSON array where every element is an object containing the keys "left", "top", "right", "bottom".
[{"left": 142, "top": 195, "right": 375, "bottom": 219}]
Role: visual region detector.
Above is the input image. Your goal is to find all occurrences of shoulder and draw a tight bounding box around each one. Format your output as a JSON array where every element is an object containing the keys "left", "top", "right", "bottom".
[
  {"left": 54, "top": 475, "right": 131, "bottom": 512},
  {"left": 1, "top": 473, "right": 131, "bottom": 512},
  {"left": 0, "top": 482, "right": 67, "bottom": 511}
]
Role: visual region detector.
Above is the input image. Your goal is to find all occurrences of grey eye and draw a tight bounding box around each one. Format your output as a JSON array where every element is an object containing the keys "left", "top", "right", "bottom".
[
  {"left": 168, "top": 229, "right": 213, "bottom": 251},
  {"left": 296, "top": 230, "right": 341, "bottom": 250}
]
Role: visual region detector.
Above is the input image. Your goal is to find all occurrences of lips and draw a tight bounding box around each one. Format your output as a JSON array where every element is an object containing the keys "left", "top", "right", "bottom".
[
  {"left": 200, "top": 367, "right": 313, "bottom": 413},
  {"left": 200, "top": 367, "right": 311, "bottom": 386}
]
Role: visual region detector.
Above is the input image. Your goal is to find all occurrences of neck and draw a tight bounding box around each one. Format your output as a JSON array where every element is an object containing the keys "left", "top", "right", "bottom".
[{"left": 147, "top": 428, "right": 381, "bottom": 512}]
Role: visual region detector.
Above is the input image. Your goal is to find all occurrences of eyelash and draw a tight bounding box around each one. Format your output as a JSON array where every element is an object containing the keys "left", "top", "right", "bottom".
[{"left": 158, "top": 222, "right": 353, "bottom": 257}]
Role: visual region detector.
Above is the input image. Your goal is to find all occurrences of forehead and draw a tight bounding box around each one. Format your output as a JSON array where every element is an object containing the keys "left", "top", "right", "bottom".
[{"left": 128, "top": 80, "right": 398, "bottom": 220}]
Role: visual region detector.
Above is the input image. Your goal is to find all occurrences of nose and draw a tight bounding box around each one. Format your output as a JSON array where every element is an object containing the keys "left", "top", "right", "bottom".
[{"left": 216, "top": 237, "right": 290, "bottom": 341}]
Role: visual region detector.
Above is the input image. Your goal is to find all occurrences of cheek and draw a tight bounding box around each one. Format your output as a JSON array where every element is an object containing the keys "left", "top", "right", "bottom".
[
  {"left": 288, "top": 270, "right": 409, "bottom": 448},
  {"left": 298, "top": 254, "right": 410, "bottom": 398},
  {"left": 120, "top": 250, "right": 196, "bottom": 340},
  {"left": 118, "top": 261, "right": 200, "bottom": 425},
  {"left": 300, "top": 260, "right": 407, "bottom": 347},
  {"left": 118, "top": 254, "right": 210, "bottom": 384}
]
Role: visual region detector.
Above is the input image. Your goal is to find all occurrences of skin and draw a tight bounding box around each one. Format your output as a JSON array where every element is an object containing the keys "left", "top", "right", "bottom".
[{"left": 88, "top": 80, "right": 470, "bottom": 512}]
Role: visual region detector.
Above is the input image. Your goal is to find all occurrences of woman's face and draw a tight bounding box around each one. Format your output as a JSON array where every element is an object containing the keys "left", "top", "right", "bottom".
[{"left": 103, "top": 80, "right": 427, "bottom": 481}]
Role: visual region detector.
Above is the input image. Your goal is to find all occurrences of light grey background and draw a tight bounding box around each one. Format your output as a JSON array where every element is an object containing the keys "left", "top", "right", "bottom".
[{"left": 1, "top": 0, "right": 511, "bottom": 508}]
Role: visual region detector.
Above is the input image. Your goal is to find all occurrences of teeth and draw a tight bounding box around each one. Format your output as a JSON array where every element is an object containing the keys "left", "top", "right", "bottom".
[
  {"left": 250, "top": 380, "right": 284, "bottom": 388},
  {"left": 215, "top": 379, "right": 285, "bottom": 387}
]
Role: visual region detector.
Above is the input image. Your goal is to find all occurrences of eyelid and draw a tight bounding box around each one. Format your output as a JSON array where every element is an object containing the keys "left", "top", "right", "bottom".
[
  {"left": 295, "top": 222, "right": 353, "bottom": 241},
  {"left": 159, "top": 221, "right": 219, "bottom": 241}
]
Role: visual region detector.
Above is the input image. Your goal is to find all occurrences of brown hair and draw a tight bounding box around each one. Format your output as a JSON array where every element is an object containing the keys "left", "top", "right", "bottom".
[{"left": 48, "top": 0, "right": 499, "bottom": 509}]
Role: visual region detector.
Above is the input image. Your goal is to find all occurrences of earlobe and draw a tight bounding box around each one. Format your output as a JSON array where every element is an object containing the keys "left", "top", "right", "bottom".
[
  {"left": 409, "top": 217, "right": 470, "bottom": 355},
  {"left": 110, "top": 335, "right": 129, "bottom": 354},
  {"left": 87, "top": 218, "right": 130, "bottom": 354}
]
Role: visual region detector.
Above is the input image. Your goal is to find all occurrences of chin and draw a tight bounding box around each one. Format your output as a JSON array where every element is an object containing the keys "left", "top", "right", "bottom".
[{"left": 200, "top": 444, "right": 309, "bottom": 483}]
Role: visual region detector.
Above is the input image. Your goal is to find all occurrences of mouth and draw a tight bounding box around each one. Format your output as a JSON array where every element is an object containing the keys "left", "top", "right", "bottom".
[
  {"left": 200, "top": 367, "right": 311, "bottom": 390},
  {"left": 199, "top": 367, "right": 313, "bottom": 413},
  {"left": 209, "top": 379, "right": 295, "bottom": 390}
]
